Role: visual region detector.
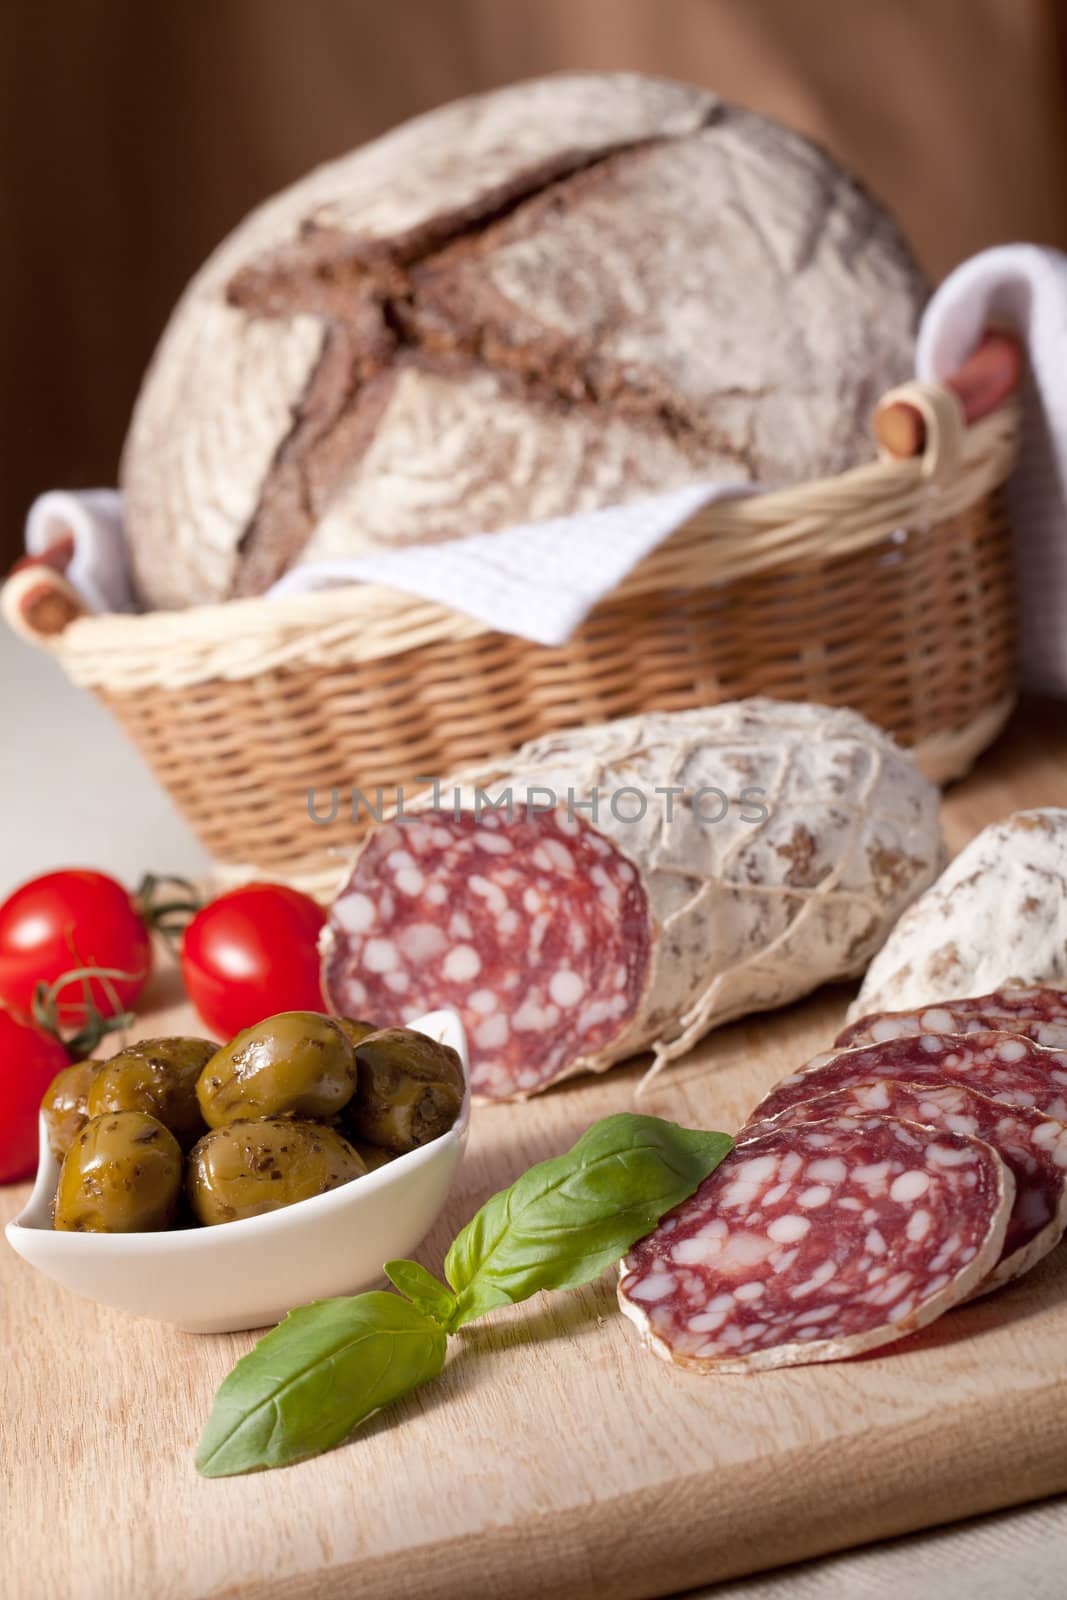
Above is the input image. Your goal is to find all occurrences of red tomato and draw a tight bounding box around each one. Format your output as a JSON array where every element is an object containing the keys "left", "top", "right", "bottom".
[
  {"left": 0, "top": 869, "right": 151, "bottom": 1026},
  {"left": 180, "top": 883, "right": 327, "bottom": 1037},
  {"left": 0, "top": 1007, "right": 69, "bottom": 1183}
]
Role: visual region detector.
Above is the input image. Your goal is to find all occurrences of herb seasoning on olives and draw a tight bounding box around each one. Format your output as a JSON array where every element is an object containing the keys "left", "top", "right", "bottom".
[
  {"left": 40, "top": 1013, "right": 466, "bottom": 1235},
  {"left": 196, "top": 1012, "right": 358, "bottom": 1127},
  {"left": 346, "top": 1029, "right": 465, "bottom": 1154},
  {"left": 41, "top": 1060, "right": 100, "bottom": 1162},
  {"left": 187, "top": 1119, "right": 367, "bottom": 1225},
  {"left": 53, "top": 1111, "right": 184, "bottom": 1233},
  {"left": 88, "top": 1036, "right": 217, "bottom": 1148}
]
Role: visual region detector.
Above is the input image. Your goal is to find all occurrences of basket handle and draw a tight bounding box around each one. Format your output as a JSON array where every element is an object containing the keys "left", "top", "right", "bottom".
[
  {"left": 2, "top": 540, "right": 88, "bottom": 646},
  {"left": 874, "top": 330, "right": 1022, "bottom": 473}
]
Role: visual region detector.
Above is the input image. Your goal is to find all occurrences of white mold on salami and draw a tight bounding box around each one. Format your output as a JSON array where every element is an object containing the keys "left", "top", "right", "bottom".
[
  {"left": 322, "top": 701, "right": 944, "bottom": 1100},
  {"left": 744, "top": 1081, "right": 1067, "bottom": 1293},
  {"left": 850, "top": 809, "right": 1067, "bottom": 1019},
  {"left": 618, "top": 1115, "right": 1012, "bottom": 1371}
]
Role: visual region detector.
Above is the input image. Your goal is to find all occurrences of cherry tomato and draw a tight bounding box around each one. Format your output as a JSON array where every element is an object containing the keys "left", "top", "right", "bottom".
[
  {"left": 180, "top": 883, "right": 327, "bottom": 1037},
  {"left": 0, "top": 870, "right": 151, "bottom": 1026},
  {"left": 0, "top": 1006, "right": 70, "bottom": 1183}
]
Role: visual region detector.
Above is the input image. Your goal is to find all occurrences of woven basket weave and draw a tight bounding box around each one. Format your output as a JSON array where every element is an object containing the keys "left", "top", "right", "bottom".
[{"left": 5, "top": 380, "right": 1020, "bottom": 887}]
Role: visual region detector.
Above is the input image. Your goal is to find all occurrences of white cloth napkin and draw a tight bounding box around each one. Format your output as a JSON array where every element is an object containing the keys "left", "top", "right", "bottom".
[
  {"left": 25, "top": 489, "right": 133, "bottom": 615},
  {"left": 23, "top": 245, "right": 1067, "bottom": 690},
  {"left": 265, "top": 481, "right": 758, "bottom": 642},
  {"left": 916, "top": 245, "right": 1067, "bottom": 696}
]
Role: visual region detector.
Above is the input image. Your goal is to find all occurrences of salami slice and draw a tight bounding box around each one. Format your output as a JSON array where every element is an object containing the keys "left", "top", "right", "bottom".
[
  {"left": 743, "top": 1081, "right": 1067, "bottom": 1292},
  {"left": 837, "top": 986, "right": 1067, "bottom": 1053},
  {"left": 618, "top": 1115, "right": 1013, "bottom": 1371},
  {"left": 322, "top": 807, "right": 651, "bottom": 1100},
  {"left": 323, "top": 701, "right": 943, "bottom": 1100},
  {"left": 748, "top": 1031, "right": 1067, "bottom": 1129}
]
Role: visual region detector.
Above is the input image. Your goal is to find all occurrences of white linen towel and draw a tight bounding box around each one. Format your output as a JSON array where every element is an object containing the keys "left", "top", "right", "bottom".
[{"left": 916, "top": 245, "right": 1067, "bottom": 695}]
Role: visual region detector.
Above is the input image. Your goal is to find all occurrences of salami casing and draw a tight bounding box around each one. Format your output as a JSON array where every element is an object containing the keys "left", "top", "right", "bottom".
[
  {"left": 836, "top": 986, "right": 1067, "bottom": 1053},
  {"left": 850, "top": 809, "right": 1067, "bottom": 1019},
  {"left": 748, "top": 1030, "right": 1067, "bottom": 1128},
  {"left": 618, "top": 1115, "right": 1013, "bottom": 1371},
  {"left": 743, "top": 1081, "right": 1067, "bottom": 1292},
  {"left": 322, "top": 701, "right": 943, "bottom": 1101}
]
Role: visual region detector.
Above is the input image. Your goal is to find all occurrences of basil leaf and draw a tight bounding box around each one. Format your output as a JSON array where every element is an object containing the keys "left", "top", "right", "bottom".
[
  {"left": 196, "top": 1292, "right": 446, "bottom": 1477},
  {"left": 444, "top": 1113, "right": 732, "bottom": 1327},
  {"left": 383, "top": 1259, "right": 458, "bottom": 1325}
]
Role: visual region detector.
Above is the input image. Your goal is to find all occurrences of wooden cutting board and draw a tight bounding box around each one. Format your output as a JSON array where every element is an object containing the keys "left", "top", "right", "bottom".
[{"left": 3, "top": 704, "right": 1066, "bottom": 1600}]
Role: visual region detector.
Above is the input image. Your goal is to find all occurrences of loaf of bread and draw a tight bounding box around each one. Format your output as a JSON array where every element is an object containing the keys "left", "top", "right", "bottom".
[{"left": 121, "top": 72, "right": 928, "bottom": 610}]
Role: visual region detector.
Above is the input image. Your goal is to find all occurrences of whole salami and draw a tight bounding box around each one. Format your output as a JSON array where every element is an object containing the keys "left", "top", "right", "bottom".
[
  {"left": 743, "top": 1081, "right": 1067, "bottom": 1293},
  {"left": 617, "top": 1115, "right": 1013, "bottom": 1371},
  {"left": 322, "top": 701, "right": 943, "bottom": 1101},
  {"left": 850, "top": 809, "right": 1067, "bottom": 1019},
  {"left": 838, "top": 985, "right": 1067, "bottom": 1053}
]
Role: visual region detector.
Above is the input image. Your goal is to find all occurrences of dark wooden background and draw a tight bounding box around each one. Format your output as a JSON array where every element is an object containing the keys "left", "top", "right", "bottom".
[{"left": 4, "top": 0, "right": 1066, "bottom": 569}]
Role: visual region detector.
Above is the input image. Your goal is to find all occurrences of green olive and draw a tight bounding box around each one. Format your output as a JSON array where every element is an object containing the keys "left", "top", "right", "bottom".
[
  {"left": 347, "top": 1029, "right": 465, "bottom": 1154},
  {"left": 87, "top": 1036, "right": 218, "bottom": 1148},
  {"left": 41, "top": 1060, "right": 100, "bottom": 1162},
  {"left": 196, "top": 1012, "right": 357, "bottom": 1128},
  {"left": 350, "top": 1139, "right": 396, "bottom": 1172},
  {"left": 334, "top": 1017, "right": 378, "bottom": 1050},
  {"left": 186, "top": 1119, "right": 367, "bottom": 1225},
  {"left": 53, "top": 1111, "right": 183, "bottom": 1233}
]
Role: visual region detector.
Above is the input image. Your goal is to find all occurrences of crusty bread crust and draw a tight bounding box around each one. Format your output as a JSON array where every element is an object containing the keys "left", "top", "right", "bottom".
[{"left": 121, "top": 73, "right": 927, "bottom": 610}]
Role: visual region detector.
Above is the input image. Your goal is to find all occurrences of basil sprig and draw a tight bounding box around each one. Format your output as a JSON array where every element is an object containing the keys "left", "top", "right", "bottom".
[
  {"left": 383, "top": 1258, "right": 459, "bottom": 1324},
  {"left": 195, "top": 1294, "right": 447, "bottom": 1477},
  {"left": 197, "top": 1113, "right": 730, "bottom": 1477},
  {"left": 442, "top": 1113, "right": 732, "bottom": 1327}
]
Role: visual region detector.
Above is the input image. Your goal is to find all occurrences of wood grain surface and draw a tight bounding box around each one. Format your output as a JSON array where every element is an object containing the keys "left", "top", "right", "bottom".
[{"left": 2, "top": 702, "right": 1065, "bottom": 1600}]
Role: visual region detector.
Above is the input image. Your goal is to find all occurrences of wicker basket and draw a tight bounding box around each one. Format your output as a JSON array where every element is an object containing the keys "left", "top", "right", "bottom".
[{"left": 5, "top": 379, "right": 1020, "bottom": 887}]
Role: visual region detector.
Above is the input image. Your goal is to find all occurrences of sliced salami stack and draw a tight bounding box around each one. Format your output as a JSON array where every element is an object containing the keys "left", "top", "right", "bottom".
[
  {"left": 620, "top": 1002, "right": 1067, "bottom": 1373},
  {"left": 744, "top": 1082, "right": 1067, "bottom": 1293}
]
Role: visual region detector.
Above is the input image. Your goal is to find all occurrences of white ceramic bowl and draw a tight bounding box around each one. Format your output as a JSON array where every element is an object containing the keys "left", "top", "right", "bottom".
[{"left": 5, "top": 1010, "right": 469, "bottom": 1333}]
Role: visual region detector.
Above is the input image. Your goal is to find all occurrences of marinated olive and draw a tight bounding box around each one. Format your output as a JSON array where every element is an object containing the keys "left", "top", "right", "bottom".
[
  {"left": 334, "top": 1017, "right": 377, "bottom": 1050},
  {"left": 186, "top": 1119, "right": 367, "bottom": 1225},
  {"left": 350, "top": 1139, "right": 396, "bottom": 1172},
  {"left": 53, "top": 1111, "right": 183, "bottom": 1233},
  {"left": 87, "top": 1036, "right": 218, "bottom": 1148},
  {"left": 41, "top": 1059, "right": 100, "bottom": 1162},
  {"left": 196, "top": 1012, "right": 357, "bottom": 1128},
  {"left": 347, "top": 1029, "right": 464, "bottom": 1153}
]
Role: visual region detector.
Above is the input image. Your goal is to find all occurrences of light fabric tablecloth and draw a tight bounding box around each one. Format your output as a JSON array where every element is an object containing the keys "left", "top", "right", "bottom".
[
  {"left": 694, "top": 1495, "right": 1067, "bottom": 1598},
  {"left": 6, "top": 620, "right": 1065, "bottom": 1599}
]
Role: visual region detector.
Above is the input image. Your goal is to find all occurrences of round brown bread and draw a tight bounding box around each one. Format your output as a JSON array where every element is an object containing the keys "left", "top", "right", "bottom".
[{"left": 121, "top": 72, "right": 928, "bottom": 610}]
